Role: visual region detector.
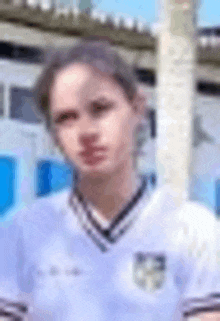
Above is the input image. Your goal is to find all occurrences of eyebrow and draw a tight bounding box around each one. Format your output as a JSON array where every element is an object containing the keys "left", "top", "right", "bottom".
[
  {"left": 52, "top": 96, "right": 114, "bottom": 123},
  {"left": 91, "top": 96, "right": 114, "bottom": 104}
]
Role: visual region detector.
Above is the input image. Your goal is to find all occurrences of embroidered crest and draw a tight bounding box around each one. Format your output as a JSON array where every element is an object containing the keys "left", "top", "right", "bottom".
[{"left": 133, "top": 252, "right": 166, "bottom": 292}]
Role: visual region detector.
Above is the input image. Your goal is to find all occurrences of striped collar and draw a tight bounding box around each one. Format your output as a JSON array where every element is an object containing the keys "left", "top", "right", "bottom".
[{"left": 68, "top": 175, "right": 148, "bottom": 252}]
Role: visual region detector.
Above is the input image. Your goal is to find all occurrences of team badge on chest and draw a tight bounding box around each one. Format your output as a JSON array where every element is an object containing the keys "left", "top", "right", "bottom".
[{"left": 133, "top": 252, "right": 166, "bottom": 292}]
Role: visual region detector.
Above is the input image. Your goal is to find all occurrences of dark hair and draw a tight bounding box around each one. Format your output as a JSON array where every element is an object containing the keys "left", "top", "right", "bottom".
[{"left": 32, "top": 36, "right": 140, "bottom": 129}]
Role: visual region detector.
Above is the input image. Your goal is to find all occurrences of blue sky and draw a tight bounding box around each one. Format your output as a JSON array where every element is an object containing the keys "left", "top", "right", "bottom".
[{"left": 72, "top": 0, "right": 220, "bottom": 28}]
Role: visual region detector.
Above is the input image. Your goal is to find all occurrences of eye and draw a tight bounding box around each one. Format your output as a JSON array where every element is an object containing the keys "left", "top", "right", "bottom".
[
  {"left": 54, "top": 112, "right": 78, "bottom": 125},
  {"left": 92, "top": 102, "right": 112, "bottom": 114},
  {"left": 93, "top": 104, "right": 105, "bottom": 112}
]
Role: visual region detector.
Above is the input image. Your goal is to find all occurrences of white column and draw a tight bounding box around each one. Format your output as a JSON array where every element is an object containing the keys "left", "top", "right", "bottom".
[{"left": 156, "top": 0, "right": 197, "bottom": 206}]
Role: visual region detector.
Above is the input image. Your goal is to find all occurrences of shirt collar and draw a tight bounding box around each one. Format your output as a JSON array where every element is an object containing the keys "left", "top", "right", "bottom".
[{"left": 67, "top": 174, "right": 149, "bottom": 252}]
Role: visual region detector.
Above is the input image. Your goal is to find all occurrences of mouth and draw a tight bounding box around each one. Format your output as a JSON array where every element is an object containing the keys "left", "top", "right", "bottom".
[
  {"left": 79, "top": 147, "right": 108, "bottom": 166},
  {"left": 82, "top": 155, "right": 107, "bottom": 166}
]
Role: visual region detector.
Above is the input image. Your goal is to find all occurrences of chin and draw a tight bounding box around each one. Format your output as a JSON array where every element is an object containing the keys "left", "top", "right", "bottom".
[{"left": 79, "top": 162, "right": 116, "bottom": 179}]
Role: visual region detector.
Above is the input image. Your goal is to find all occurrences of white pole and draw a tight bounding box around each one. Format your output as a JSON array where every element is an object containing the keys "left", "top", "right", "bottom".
[{"left": 156, "top": 0, "right": 197, "bottom": 206}]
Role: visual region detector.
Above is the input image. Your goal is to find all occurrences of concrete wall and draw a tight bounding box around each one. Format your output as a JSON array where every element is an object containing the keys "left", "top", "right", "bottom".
[{"left": 2, "top": 21, "right": 220, "bottom": 79}]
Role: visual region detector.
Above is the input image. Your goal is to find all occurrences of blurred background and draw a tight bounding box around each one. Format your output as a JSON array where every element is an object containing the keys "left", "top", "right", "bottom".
[{"left": 0, "top": 0, "right": 220, "bottom": 232}]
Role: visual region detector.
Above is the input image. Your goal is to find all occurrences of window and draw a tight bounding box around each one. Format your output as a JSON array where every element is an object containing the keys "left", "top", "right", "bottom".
[
  {"left": 215, "top": 28, "right": 220, "bottom": 37},
  {"left": 198, "top": 28, "right": 213, "bottom": 36},
  {"left": 149, "top": 109, "right": 156, "bottom": 138},
  {"left": 0, "top": 41, "right": 44, "bottom": 64},
  {"left": 0, "top": 157, "right": 16, "bottom": 218},
  {"left": 135, "top": 69, "right": 156, "bottom": 86},
  {"left": 10, "top": 87, "right": 41, "bottom": 123},
  {"left": 198, "top": 82, "right": 220, "bottom": 96},
  {"left": 13, "top": 44, "right": 44, "bottom": 64},
  {"left": 0, "top": 42, "right": 14, "bottom": 59}
]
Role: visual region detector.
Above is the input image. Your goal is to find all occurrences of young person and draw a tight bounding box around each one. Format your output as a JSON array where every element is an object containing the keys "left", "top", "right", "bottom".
[{"left": 0, "top": 37, "right": 220, "bottom": 320}]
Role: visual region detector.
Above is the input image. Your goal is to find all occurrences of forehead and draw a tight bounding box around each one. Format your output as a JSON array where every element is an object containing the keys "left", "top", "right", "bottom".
[
  {"left": 49, "top": 62, "right": 130, "bottom": 117},
  {"left": 51, "top": 63, "right": 118, "bottom": 100}
]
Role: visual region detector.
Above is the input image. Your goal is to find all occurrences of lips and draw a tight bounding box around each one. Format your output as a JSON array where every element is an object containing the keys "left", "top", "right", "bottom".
[{"left": 79, "top": 146, "right": 108, "bottom": 158}]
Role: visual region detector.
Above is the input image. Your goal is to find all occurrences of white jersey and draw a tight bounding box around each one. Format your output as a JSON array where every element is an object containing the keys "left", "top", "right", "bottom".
[{"left": 0, "top": 175, "right": 219, "bottom": 320}]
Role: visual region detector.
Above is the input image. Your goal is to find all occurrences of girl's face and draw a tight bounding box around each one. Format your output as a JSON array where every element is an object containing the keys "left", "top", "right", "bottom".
[{"left": 50, "top": 63, "right": 143, "bottom": 178}]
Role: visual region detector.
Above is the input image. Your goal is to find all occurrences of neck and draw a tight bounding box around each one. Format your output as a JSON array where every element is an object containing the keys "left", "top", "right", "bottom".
[{"left": 77, "top": 162, "right": 140, "bottom": 222}]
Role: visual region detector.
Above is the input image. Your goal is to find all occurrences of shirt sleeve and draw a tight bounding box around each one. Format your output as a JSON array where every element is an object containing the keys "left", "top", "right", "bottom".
[
  {"left": 0, "top": 215, "right": 29, "bottom": 319},
  {"left": 176, "top": 201, "right": 220, "bottom": 319}
]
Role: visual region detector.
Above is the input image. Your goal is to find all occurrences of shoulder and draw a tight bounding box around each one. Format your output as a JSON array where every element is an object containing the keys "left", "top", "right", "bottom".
[
  {"left": 6, "top": 187, "right": 72, "bottom": 234},
  {"left": 29, "top": 187, "right": 71, "bottom": 217},
  {"left": 154, "top": 185, "right": 217, "bottom": 251},
  {"left": 146, "top": 183, "right": 216, "bottom": 226},
  {"left": 173, "top": 201, "right": 217, "bottom": 261},
  {"left": 175, "top": 200, "right": 216, "bottom": 234},
  {"left": 156, "top": 183, "right": 216, "bottom": 226},
  {"left": 144, "top": 184, "right": 179, "bottom": 217}
]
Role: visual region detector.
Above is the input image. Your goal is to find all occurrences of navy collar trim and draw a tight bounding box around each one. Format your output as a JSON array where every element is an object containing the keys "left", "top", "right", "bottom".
[{"left": 69, "top": 175, "right": 148, "bottom": 252}]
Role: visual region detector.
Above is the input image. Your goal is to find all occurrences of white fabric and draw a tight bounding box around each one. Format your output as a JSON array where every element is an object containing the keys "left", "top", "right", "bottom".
[{"left": 0, "top": 183, "right": 219, "bottom": 320}]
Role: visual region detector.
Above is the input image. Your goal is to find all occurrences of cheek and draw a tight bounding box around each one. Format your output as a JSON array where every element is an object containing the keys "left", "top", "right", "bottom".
[
  {"left": 56, "top": 129, "right": 77, "bottom": 151},
  {"left": 102, "top": 117, "right": 134, "bottom": 151}
]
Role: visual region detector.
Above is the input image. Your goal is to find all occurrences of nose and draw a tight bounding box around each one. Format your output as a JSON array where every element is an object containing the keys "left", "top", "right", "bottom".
[
  {"left": 78, "top": 115, "right": 100, "bottom": 147},
  {"left": 80, "top": 134, "right": 99, "bottom": 147}
]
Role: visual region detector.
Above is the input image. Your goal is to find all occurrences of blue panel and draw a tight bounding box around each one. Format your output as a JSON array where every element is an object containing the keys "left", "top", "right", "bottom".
[
  {"left": 190, "top": 175, "right": 215, "bottom": 213},
  {"left": 36, "top": 160, "right": 74, "bottom": 197},
  {"left": 50, "top": 162, "right": 73, "bottom": 193},
  {"left": 0, "top": 157, "right": 16, "bottom": 217},
  {"left": 36, "top": 161, "right": 52, "bottom": 197}
]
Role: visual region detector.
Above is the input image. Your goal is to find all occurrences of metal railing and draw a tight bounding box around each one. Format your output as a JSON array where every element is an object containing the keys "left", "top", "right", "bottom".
[
  {"left": 1, "top": 0, "right": 220, "bottom": 49},
  {"left": 0, "top": 0, "right": 151, "bottom": 35}
]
